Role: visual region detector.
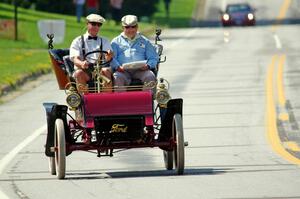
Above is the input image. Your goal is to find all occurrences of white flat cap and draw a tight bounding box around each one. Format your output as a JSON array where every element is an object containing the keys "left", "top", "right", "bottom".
[
  {"left": 86, "top": 14, "right": 106, "bottom": 23},
  {"left": 121, "top": 15, "right": 138, "bottom": 26}
]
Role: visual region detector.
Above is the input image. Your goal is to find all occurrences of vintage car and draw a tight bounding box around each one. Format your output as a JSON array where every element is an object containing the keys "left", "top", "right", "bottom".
[
  {"left": 221, "top": 3, "right": 256, "bottom": 26},
  {"left": 43, "top": 30, "right": 187, "bottom": 179}
]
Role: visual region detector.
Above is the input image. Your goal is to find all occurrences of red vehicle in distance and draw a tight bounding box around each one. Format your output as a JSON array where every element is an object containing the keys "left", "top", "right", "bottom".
[{"left": 221, "top": 3, "right": 256, "bottom": 26}]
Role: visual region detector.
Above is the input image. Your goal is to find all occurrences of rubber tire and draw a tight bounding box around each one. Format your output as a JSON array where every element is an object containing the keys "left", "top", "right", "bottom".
[
  {"left": 173, "top": 114, "right": 185, "bottom": 175},
  {"left": 49, "top": 157, "right": 56, "bottom": 175},
  {"left": 54, "top": 119, "right": 66, "bottom": 179},
  {"left": 163, "top": 150, "right": 173, "bottom": 170}
]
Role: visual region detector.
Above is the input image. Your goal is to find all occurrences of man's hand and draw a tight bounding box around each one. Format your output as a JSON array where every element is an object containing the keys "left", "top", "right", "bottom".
[
  {"left": 81, "top": 60, "right": 89, "bottom": 69},
  {"left": 141, "top": 64, "right": 150, "bottom": 71},
  {"left": 117, "top": 66, "right": 125, "bottom": 72},
  {"left": 105, "top": 50, "right": 114, "bottom": 61},
  {"left": 74, "top": 56, "right": 89, "bottom": 69}
]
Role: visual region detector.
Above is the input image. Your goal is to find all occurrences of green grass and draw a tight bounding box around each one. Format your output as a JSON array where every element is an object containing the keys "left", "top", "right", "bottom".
[
  {"left": 154, "top": 0, "right": 198, "bottom": 27},
  {"left": 0, "top": 0, "right": 197, "bottom": 93}
]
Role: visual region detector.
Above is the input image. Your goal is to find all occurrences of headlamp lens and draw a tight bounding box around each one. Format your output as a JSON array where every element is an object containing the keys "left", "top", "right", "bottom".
[{"left": 66, "top": 93, "right": 81, "bottom": 108}]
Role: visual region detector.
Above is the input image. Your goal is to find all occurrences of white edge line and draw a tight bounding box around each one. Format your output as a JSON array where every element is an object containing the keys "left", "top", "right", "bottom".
[
  {"left": 0, "top": 124, "right": 47, "bottom": 174},
  {"left": 273, "top": 34, "right": 282, "bottom": 49},
  {"left": 0, "top": 189, "right": 10, "bottom": 199},
  {"left": 0, "top": 124, "right": 47, "bottom": 199}
]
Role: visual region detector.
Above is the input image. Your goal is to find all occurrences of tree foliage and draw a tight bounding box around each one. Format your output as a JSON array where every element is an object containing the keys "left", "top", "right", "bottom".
[
  {"left": 35, "top": 0, "right": 74, "bottom": 15},
  {"left": 0, "top": 0, "right": 33, "bottom": 8},
  {"left": 0, "top": 0, "right": 160, "bottom": 18},
  {"left": 122, "top": 0, "right": 159, "bottom": 19}
]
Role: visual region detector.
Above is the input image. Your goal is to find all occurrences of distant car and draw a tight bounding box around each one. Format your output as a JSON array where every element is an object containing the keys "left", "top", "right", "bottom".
[{"left": 221, "top": 3, "right": 256, "bottom": 26}]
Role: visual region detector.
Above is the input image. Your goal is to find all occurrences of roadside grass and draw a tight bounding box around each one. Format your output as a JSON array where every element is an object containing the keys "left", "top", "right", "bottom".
[
  {"left": 154, "top": 0, "right": 198, "bottom": 27},
  {"left": 0, "top": 49, "right": 49, "bottom": 85},
  {"left": 0, "top": 0, "right": 197, "bottom": 94}
]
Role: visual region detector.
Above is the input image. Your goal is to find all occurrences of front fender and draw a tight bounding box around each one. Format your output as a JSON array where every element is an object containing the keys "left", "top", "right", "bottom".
[
  {"left": 158, "top": 98, "right": 183, "bottom": 144},
  {"left": 43, "top": 103, "right": 69, "bottom": 157}
]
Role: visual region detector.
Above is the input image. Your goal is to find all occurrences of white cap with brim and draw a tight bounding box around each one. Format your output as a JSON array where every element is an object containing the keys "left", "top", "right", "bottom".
[
  {"left": 121, "top": 15, "right": 138, "bottom": 26},
  {"left": 86, "top": 14, "right": 106, "bottom": 23}
]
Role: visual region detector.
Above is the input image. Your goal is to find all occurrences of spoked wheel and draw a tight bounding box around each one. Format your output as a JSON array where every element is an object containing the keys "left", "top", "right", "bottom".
[
  {"left": 163, "top": 150, "right": 173, "bottom": 170},
  {"left": 172, "top": 114, "right": 185, "bottom": 175},
  {"left": 48, "top": 157, "right": 56, "bottom": 175},
  {"left": 54, "top": 118, "right": 66, "bottom": 179}
]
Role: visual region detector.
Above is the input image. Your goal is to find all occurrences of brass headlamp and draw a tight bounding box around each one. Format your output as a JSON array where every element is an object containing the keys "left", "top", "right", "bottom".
[
  {"left": 65, "top": 85, "right": 81, "bottom": 110},
  {"left": 156, "top": 78, "right": 171, "bottom": 106}
]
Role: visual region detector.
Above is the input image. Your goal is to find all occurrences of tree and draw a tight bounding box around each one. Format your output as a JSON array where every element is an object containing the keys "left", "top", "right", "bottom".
[
  {"left": 122, "top": 0, "right": 159, "bottom": 19},
  {"left": 35, "top": 0, "right": 74, "bottom": 15},
  {"left": 0, "top": 0, "right": 160, "bottom": 19},
  {"left": 0, "top": 0, "right": 33, "bottom": 8}
]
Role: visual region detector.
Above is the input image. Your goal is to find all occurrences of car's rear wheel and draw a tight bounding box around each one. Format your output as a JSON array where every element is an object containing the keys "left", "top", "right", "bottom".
[
  {"left": 163, "top": 150, "right": 173, "bottom": 170},
  {"left": 49, "top": 157, "right": 56, "bottom": 175},
  {"left": 54, "top": 118, "right": 66, "bottom": 179},
  {"left": 172, "top": 114, "right": 185, "bottom": 175}
]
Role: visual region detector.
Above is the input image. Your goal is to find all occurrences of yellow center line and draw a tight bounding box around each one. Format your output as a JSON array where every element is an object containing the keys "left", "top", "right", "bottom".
[
  {"left": 271, "top": 0, "right": 291, "bottom": 32},
  {"left": 278, "top": 0, "right": 292, "bottom": 20},
  {"left": 276, "top": 54, "right": 289, "bottom": 121},
  {"left": 276, "top": 54, "right": 288, "bottom": 122},
  {"left": 283, "top": 141, "right": 300, "bottom": 152},
  {"left": 266, "top": 55, "right": 300, "bottom": 165},
  {"left": 277, "top": 54, "right": 286, "bottom": 108}
]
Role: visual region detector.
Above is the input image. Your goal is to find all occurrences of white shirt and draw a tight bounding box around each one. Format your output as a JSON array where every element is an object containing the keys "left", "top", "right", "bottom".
[{"left": 70, "top": 32, "right": 113, "bottom": 69}]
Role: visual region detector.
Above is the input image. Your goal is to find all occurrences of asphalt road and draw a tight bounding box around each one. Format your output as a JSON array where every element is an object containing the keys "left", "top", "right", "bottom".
[{"left": 1, "top": 0, "right": 300, "bottom": 198}]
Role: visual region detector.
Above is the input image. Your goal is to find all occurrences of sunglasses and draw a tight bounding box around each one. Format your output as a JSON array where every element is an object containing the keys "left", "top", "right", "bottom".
[
  {"left": 124, "top": 25, "right": 137, "bottom": 29},
  {"left": 90, "top": 22, "right": 102, "bottom": 27}
]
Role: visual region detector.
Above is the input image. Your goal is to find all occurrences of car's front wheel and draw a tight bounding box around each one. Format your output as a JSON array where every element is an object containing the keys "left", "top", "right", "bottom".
[
  {"left": 172, "top": 114, "right": 185, "bottom": 175},
  {"left": 54, "top": 118, "right": 66, "bottom": 179}
]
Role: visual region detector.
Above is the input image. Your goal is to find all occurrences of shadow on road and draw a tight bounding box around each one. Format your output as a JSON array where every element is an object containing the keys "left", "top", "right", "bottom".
[
  {"left": 65, "top": 167, "right": 229, "bottom": 180},
  {"left": 107, "top": 168, "right": 228, "bottom": 178}
]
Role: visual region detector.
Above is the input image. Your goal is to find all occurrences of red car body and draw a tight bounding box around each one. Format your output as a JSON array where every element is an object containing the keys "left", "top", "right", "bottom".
[
  {"left": 221, "top": 3, "right": 256, "bottom": 26},
  {"left": 82, "top": 91, "right": 154, "bottom": 128}
]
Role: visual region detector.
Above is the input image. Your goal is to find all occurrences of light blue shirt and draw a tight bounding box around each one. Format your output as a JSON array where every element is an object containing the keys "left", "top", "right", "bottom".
[{"left": 111, "top": 33, "right": 159, "bottom": 71}]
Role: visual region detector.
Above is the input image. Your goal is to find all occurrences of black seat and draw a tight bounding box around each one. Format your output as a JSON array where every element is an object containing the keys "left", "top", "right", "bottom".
[
  {"left": 48, "top": 49, "right": 70, "bottom": 75},
  {"left": 63, "top": 55, "right": 75, "bottom": 77},
  {"left": 49, "top": 48, "right": 159, "bottom": 88},
  {"left": 155, "top": 43, "right": 163, "bottom": 57},
  {"left": 48, "top": 49, "right": 75, "bottom": 79}
]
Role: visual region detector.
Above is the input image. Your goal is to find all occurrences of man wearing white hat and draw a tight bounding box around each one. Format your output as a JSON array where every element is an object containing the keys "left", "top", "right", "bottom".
[
  {"left": 70, "top": 14, "right": 113, "bottom": 92},
  {"left": 111, "top": 15, "right": 159, "bottom": 88}
]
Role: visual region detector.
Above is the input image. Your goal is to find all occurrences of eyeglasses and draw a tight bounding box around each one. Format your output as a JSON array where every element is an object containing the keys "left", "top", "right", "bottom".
[
  {"left": 124, "top": 25, "right": 137, "bottom": 29},
  {"left": 90, "top": 22, "right": 102, "bottom": 27}
]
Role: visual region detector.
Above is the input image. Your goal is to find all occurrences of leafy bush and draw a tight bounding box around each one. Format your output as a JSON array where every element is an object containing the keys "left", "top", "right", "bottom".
[
  {"left": 0, "top": 0, "right": 33, "bottom": 8},
  {"left": 122, "top": 0, "right": 159, "bottom": 19},
  {"left": 0, "top": 0, "right": 159, "bottom": 18},
  {"left": 35, "top": 0, "right": 75, "bottom": 15}
]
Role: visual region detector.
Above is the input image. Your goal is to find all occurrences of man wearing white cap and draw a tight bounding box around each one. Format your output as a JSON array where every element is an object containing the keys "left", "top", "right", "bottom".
[
  {"left": 111, "top": 15, "right": 159, "bottom": 88},
  {"left": 70, "top": 14, "right": 113, "bottom": 92}
]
